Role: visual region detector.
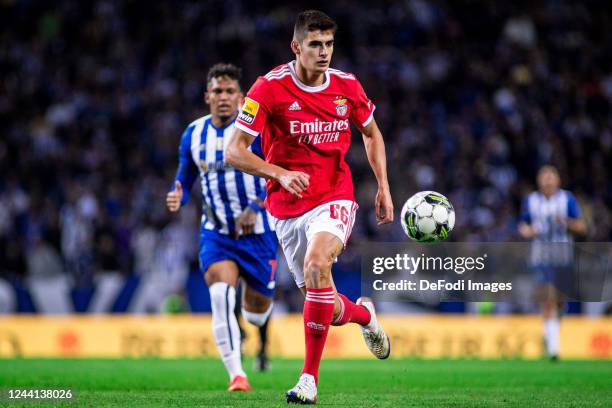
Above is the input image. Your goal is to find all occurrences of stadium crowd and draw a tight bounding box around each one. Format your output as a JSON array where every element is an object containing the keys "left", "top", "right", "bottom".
[{"left": 0, "top": 0, "right": 610, "bottom": 313}]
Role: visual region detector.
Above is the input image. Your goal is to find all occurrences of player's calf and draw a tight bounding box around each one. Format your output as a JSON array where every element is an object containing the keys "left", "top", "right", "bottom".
[
  {"left": 209, "top": 282, "right": 248, "bottom": 387},
  {"left": 331, "top": 292, "right": 371, "bottom": 326},
  {"left": 241, "top": 282, "right": 274, "bottom": 327},
  {"left": 301, "top": 287, "right": 334, "bottom": 384}
]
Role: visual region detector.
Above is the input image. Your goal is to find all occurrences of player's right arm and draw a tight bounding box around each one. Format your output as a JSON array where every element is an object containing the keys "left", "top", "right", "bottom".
[
  {"left": 166, "top": 125, "right": 199, "bottom": 212},
  {"left": 518, "top": 196, "right": 537, "bottom": 239},
  {"left": 226, "top": 129, "right": 310, "bottom": 198},
  {"left": 226, "top": 77, "right": 309, "bottom": 198}
]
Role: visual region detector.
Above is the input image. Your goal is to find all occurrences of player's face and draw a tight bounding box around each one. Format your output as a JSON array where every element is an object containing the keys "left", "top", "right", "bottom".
[
  {"left": 537, "top": 167, "right": 561, "bottom": 196},
  {"left": 295, "top": 30, "right": 334, "bottom": 74},
  {"left": 205, "top": 76, "right": 243, "bottom": 122}
]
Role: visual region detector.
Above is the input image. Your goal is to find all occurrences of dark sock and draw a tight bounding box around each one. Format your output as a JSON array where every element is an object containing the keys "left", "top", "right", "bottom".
[{"left": 258, "top": 316, "right": 269, "bottom": 355}]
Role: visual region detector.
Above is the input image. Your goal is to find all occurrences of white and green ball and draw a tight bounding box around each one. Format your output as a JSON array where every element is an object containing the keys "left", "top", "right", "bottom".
[{"left": 400, "top": 191, "right": 455, "bottom": 242}]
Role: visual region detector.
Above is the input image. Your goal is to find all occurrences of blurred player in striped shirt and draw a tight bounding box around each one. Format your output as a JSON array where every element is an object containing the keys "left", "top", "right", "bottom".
[
  {"left": 166, "top": 63, "right": 277, "bottom": 391},
  {"left": 518, "top": 165, "right": 586, "bottom": 360}
]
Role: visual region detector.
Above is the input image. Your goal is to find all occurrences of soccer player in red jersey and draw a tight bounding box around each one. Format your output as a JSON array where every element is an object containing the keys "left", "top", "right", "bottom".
[{"left": 227, "top": 10, "right": 394, "bottom": 404}]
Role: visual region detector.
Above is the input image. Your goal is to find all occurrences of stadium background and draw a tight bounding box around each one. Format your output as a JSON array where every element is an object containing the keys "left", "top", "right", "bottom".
[{"left": 0, "top": 0, "right": 611, "bottom": 361}]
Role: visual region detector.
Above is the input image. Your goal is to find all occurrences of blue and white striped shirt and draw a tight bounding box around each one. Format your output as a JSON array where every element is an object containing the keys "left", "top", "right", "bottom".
[
  {"left": 521, "top": 189, "right": 581, "bottom": 266},
  {"left": 174, "top": 114, "right": 274, "bottom": 236}
]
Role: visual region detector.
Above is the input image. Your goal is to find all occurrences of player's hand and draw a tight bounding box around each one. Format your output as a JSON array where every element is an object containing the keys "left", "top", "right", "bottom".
[
  {"left": 375, "top": 187, "right": 394, "bottom": 225},
  {"left": 518, "top": 223, "right": 536, "bottom": 239},
  {"left": 277, "top": 169, "right": 310, "bottom": 198},
  {"left": 235, "top": 207, "right": 258, "bottom": 238},
  {"left": 166, "top": 180, "right": 183, "bottom": 212}
]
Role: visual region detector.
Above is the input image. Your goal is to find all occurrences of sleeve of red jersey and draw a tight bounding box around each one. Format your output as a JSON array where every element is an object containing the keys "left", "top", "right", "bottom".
[
  {"left": 349, "top": 79, "right": 376, "bottom": 129},
  {"left": 235, "top": 77, "right": 272, "bottom": 137}
]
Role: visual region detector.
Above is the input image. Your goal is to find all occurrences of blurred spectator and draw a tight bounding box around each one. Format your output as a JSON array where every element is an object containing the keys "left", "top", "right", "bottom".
[
  {"left": 0, "top": 238, "right": 20, "bottom": 313},
  {"left": 128, "top": 219, "right": 190, "bottom": 314},
  {"left": 26, "top": 235, "right": 73, "bottom": 314},
  {"left": 88, "top": 214, "right": 125, "bottom": 313}
]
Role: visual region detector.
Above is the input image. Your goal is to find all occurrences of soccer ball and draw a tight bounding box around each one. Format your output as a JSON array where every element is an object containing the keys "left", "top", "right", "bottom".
[{"left": 400, "top": 191, "right": 455, "bottom": 242}]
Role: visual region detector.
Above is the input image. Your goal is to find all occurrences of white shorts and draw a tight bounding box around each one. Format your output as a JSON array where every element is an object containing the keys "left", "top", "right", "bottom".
[{"left": 274, "top": 200, "right": 358, "bottom": 288}]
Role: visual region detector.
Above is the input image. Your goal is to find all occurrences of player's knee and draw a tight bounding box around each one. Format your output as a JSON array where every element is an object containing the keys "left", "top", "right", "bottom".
[
  {"left": 205, "top": 269, "right": 223, "bottom": 286},
  {"left": 242, "top": 303, "right": 273, "bottom": 327},
  {"left": 209, "top": 282, "right": 234, "bottom": 316},
  {"left": 304, "top": 254, "right": 332, "bottom": 286},
  {"left": 542, "top": 302, "right": 557, "bottom": 318}
]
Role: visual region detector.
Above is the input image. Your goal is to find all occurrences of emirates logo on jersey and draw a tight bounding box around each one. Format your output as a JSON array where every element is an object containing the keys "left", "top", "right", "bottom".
[
  {"left": 289, "top": 119, "right": 349, "bottom": 135},
  {"left": 289, "top": 119, "right": 350, "bottom": 145}
]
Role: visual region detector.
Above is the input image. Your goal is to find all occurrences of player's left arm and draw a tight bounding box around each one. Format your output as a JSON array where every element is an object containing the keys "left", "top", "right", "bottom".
[
  {"left": 350, "top": 78, "right": 393, "bottom": 224},
  {"left": 566, "top": 192, "right": 587, "bottom": 236},
  {"left": 360, "top": 118, "right": 394, "bottom": 225}
]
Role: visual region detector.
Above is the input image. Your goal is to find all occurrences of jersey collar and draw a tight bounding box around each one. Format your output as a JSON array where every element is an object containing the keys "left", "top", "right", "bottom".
[
  {"left": 209, "top": 112, "right": 238, "bottom": 131},
  {"left": 287, "top": 61, "right": 330, "bottom": 93},
  {"left": 537, "top": 190, "right": 562, "bottom": 201}
]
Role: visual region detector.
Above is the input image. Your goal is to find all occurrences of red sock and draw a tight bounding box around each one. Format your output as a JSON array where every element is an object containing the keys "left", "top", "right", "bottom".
[
  {"left": 302, "top": 287, "right": 335, "bottom": 384},
  {"left": 331, "top": 293, "right": 371, "bottom": 327}
]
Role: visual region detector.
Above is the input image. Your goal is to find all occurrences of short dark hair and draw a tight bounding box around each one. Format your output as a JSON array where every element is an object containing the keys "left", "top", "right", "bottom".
[
  {"left": 206, "top": 63, "right": 242, "bottom": 86},
  {"left": 293, "top": 10, "right": 337, "bottom": 43}
]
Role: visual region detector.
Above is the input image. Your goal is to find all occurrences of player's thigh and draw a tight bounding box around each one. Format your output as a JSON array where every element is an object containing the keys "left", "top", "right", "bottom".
[
  {"left": 242, "top": 282, "right": 272, "bottom": 313},
  {"left": 303, "top": 231, "right": 343, "bottom": 284},
  {"left": 231, "top": 231, "right": 278, "bottom": 312},
  {"left": 205, "top": 260, "right": 240, "bottom": 287},
  {"left": 276, "top": 217, "right": 308, "bottom": 289}
]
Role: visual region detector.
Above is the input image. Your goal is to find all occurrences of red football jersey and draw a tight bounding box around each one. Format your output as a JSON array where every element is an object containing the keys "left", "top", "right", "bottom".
[{"left": 235, "top": 61, "right": 376, "bottom": 219}]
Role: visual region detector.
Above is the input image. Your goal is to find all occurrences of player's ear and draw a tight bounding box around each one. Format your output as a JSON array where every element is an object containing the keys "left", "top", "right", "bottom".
[
  {"left": 291, "top": 39, "right": 300, "bottom": 55},
  {"left": 204, "top": 91, "right": 210, "bottom": 105}
]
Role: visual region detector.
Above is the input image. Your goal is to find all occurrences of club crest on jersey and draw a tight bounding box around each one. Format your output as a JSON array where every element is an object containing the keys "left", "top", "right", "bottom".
[
  {"left": 199, "top": 160, "right": 208, "bottom": 172},
  {"left": 334, "top": 98, "right": 348, "bottom": 116},
  {"left": 238, "top": 97, "right": 259, "bottom": 124}
]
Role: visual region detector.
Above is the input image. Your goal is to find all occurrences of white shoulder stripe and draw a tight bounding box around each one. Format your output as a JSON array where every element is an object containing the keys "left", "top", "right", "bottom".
[
  {"left": 265, "top": 69, "right": 290, "bottom": 80},
  {"left": 267, "top": 65, "right": 288, "bottom": 75},
  {"left": 329, "top": 70, "right": 356, "bottom": 80},
  {"left": 265, "top": 67, "right": 289, "bottom": 75},
  {"left": 329, "top": 68, "right": 354, "bottom": 74},
  {"left": 265, "top": 73, "right": 290, "bottom": 81},
  {"left": 265, "top": 69, "right": 289, "bottom": 77},
  {"left": 265, "top": 73, "right": 290, "bottom": 80},
  {"left": 265, "top": 66, "right": 289, "bottom": 75}
]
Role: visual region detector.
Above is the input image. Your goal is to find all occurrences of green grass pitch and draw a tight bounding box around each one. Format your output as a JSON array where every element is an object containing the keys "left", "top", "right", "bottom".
[{"left": 1, "top": 358, "right": 611, "bottom": 407}]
